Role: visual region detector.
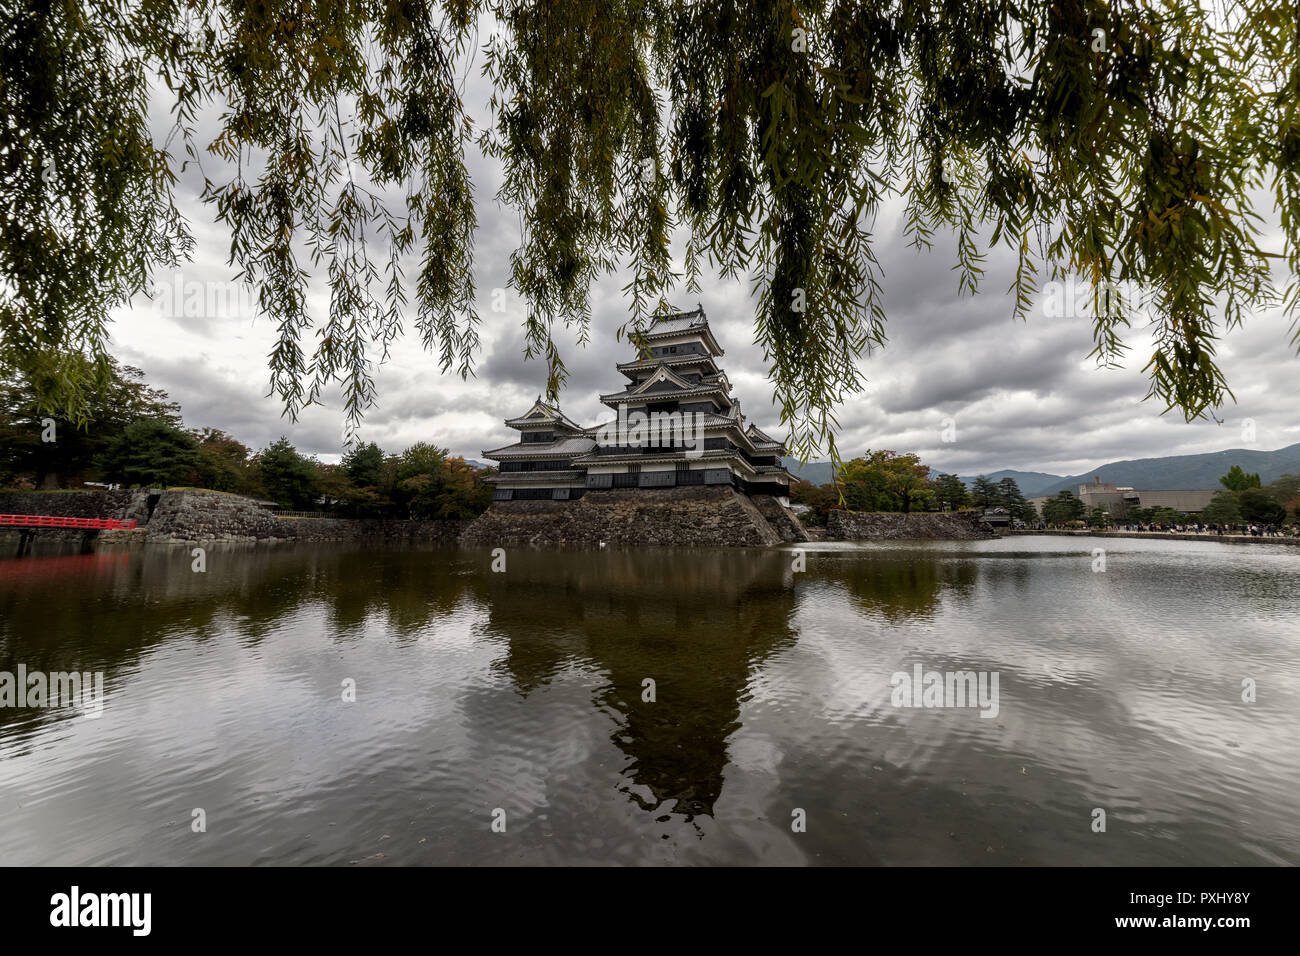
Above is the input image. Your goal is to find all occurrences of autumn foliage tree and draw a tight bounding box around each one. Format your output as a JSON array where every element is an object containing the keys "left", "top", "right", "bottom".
[
  {"left": 192, "top": 428, "right": 258, "bottom": 494},
  {"left": 838, "top": 449, "right": 933, "bottom": 513},
  {"left": 789, "top": 477, "right": 839, "bottom": 524}
]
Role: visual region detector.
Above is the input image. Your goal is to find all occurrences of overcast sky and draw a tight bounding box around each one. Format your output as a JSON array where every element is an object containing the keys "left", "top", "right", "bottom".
[{"left": 104, "top": 49, "right": 1299, "bottom": 477}]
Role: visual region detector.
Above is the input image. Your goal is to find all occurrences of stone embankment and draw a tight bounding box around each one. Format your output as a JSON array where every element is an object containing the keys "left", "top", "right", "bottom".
[
  {"left": 3, "top": 489, "right": 1005, "bottom": 550},
  {"left": 460, "top": 486, "right": 799, "bottom": 548},
  {"left": 0, "top": 489, "right": 151, "bottom": 524},
  {"left": 144, "top": 491, "right": 468, "bottom": 544},
  {"left": 752, "top": 494, "right": 810, "bottom": 543},
  {"left": 0, "top": 489, "right": 468, "bottom": 546},
  {"left": 826, "top": 510, "right": 997, "bottom": 540}
]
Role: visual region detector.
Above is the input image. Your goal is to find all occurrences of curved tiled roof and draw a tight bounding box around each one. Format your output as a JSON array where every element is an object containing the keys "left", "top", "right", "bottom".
[
  {"left": 483, "top": 436, "right": 596, "bottom": 459},
  {"left": 600, "top": 382, "right": 730, "bottom": 403},
  {"left": 746, "top": 422, "right": 782, "bottom": 446},
  {"left": 646, "top": 308, "right": 708, "bottom": 334},
  {"left": 483, "top": 470, "right": 585, "bottom": 483},
  {"left": 616, "top": 353, "right": 716, "bottom": 372},
  {"left": 629, "top": 305, "right": 725, "bottom": 355},
  {"left": 504, "top": 397, "right": 583, "bottom": 431}
]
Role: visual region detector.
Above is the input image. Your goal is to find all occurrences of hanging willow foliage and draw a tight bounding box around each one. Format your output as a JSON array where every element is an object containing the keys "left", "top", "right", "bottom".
[{"left": 1, "top": 0, "right": 1296, "bottom": 460}]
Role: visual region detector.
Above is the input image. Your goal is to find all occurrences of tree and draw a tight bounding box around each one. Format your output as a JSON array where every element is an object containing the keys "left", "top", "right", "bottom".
[
  {"left": 1239, "top": 488, "right": 1287, "bottom": 525},
  {"left": 192, "top": 428, "right": 257, "bottom": 494},
  {"left": 839, "top": 467, "right": 890, "bottom": 512},
  {"left": 314, "top": 462, "right": 353, "bottom": 513},
  {"left": 97, "top": 419, "right": 200, "bottom": 487},
  {"left": 790, "top": 479, "right": 838, "bottom": 526},
  {"left": 1202, "top": 491, "right": 1242, "bottom": 524},
  {"left": 1127, "top": 506, "right": 1154, "bottom": 525},
  {"left": 0, "top": 356, "right": 182, "bottom": 487},
  {"left": 1087, "top": 506, "right": 1110, "bottom": 529},
  {"left": 395, "top": 441, "right": 449, "bottom": 518},
  {"left": 1264, "top": 474, "right": 1300, "bottom": 517},
  {"left": 395, "top": 441, "right": 448, "bottom": 483},
  {"left": 1042, "top": 491, "right": 1084, "bottom": 525},
  {"left": 256, "top": 438, "right": 319, "bottom": 510},
  {"left": 7, "top": 2, "right": 1297, "bottom": 461},
  {"left": 334, "top": 441, "right": 395, "bottom": 516},
  {"left": 1150, "top": 507, "right": 1184, "bottom": 526},
  {"left": 383, "top": 443, "right": 495, "bottom": 519},
  {"left": 342, "top": 442, "right": 388, "bottom": 489},
  {"left": 933, "top": 473, "right": 971, "bottom": 512},
  {"left": 403, "top": 456, "right": 489, "bottom": 519},
  {"left": 839, "top": 450, "right": 932, "bottom": 514},
  {"left": 996, "top": 476, "right": 1030, "bottom": 521},
  {"left": 1022, "top": 500, "right": 1040, "bottom": 524},
  {"left": 1219, "top": 465, "right": 1262, "bottom": 492},
  {"left": 970, "top": 475, "right": 1000, "bottom": 509}
]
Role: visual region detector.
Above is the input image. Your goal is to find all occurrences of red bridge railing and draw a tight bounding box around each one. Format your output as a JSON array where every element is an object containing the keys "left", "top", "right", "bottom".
[{"left": 0, "top": 515, "right": 137, "bottom": 530}]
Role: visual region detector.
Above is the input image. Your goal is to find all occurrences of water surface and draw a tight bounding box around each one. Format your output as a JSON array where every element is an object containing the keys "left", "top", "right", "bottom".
[{"left": 1, "top": 536, "right": 1297, "bottom": 865}]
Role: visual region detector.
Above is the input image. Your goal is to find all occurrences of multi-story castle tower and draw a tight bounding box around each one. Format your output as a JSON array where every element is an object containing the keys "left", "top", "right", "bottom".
[{"left": 482, "top": 306, "right": 793, "bottom": 504}]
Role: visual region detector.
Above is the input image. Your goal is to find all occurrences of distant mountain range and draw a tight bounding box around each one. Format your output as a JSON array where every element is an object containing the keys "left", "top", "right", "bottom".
[
  {"left": 784, "top": 443, "right": 1300, "bottom": 496},
  {"left": 782, "top": 457, "right": 835, "bottom": 485},
  {"left": 1019, "top": 443, "right": 1300, "bottom": 496},
  {"left": 954, "top": 469, "right": 1064, "bottom": 495}
]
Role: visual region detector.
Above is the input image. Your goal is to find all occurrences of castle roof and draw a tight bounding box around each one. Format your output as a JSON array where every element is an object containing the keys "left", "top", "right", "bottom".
[
  {"left": 482, "top": 435, "right": 596, "bottom": 459},
  {"left": 487, "top": 303, "right": 790, "bottom": 491},
  {"left": 634, "top": 305, "right": 724, "bottom": 355},
  {"left": 745, "top": 423, "right": 782, "bottom": 447},
  {"left": 504, "top": 397, "right": 583, "bottom": 431},
  {"left": 599, "top": 363, "right": 734, "bottom": 404},
  {"left": 616, "top": 352, "right": 717, "bottom": 375},
  {"left": 647, "top": 306, "right": 709, "bottom": 334}
]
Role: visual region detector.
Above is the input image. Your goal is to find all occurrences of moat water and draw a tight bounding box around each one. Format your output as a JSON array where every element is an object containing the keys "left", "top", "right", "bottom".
[{"left": 1, "top": 536, "right": 1297, "bottom": 865}]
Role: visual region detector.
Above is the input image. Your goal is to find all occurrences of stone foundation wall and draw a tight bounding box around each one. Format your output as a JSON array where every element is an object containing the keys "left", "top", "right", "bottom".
[
  {"left": 0, "top": 489, "right": 150, "bottom": 522},
  {"left": 1, "top": 489, "right": 469, "bottom": 546},
  {"left": 827, "top": 510, "right": 996, "bottom": 540},
  {"left": 143, "top": 490, "right": 468, "bottom": 544},
  {"left": 5, "top": 489, "right": 996, "bottom": 548},
  {"left": 460, "top": 486, "right": 783, "bottom": 548},
  {"left": 144, "top": 489, "right": 279, "bottom": 542},
  {"left": 0, "top": 489, "right": 152, "bottom": 543},
  {"left": 751, "top": 494, "right": 809, "bottom": 543}
]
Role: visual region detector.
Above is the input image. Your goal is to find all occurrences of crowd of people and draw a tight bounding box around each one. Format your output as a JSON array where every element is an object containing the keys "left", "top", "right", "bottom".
[
  {"left": 1114, "top": 521, "right": 1294, "bottom": 537},
  {"left": 1016, "top": 520, "right": 1297, "bottom": 537},
  {"left": 1118, "top": 522, "right": 1289, "bottom": 538}
]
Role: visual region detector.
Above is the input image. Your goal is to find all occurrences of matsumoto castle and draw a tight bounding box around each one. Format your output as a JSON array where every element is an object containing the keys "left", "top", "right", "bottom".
[{"left": 483, "top": 307, "right": 795, "bottom": 504}]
